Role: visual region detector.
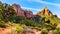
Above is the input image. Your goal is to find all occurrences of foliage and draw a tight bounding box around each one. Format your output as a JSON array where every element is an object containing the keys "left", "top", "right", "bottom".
[
  {"left": 41, "top": 28, "right": 48, "bottom": 34},
  {"left": 0, "top": 1, "right": 60, "bottom": 34},
  {"left": 0, "top": 21, "right": 6, "bottom": 28},
  {"left": 52, "top": 30, "right": 59, "bottom": 34},
  {"left": 13, "top": 16, "right": 26, "bottom": 23},
  {"left": 16, "top": 26, "right": 23, "bottom": 33}
]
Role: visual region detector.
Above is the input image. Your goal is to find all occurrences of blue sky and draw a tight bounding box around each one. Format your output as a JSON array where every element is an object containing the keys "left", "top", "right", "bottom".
[{"left": 0, "top": 0, "right": 60, "bottom": 18}]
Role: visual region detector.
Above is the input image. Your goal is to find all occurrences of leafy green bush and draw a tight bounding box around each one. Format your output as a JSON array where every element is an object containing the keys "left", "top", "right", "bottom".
[
  {"left": 16, "top": 26, "right": 23, "bottom": 33},
  {"left": 0, "top": 22, "right": 6, "bottom": 28},
  {"left": 41, "top": 28, "right": 48, "bottom": 34},
  {"left": 52, "top": 30, "right": 59, "bottom": 34}
]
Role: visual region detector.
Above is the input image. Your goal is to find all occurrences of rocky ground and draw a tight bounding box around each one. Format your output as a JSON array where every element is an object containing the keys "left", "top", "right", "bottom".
[
  {"left": 0, "top": 26, "right": 17, "bottom": 34},
  {"left": 0, "top": 27, "right": 42, "bottom": 34},
  {"left": 0, "top": 24, "right": 53, "bottom": 34}
]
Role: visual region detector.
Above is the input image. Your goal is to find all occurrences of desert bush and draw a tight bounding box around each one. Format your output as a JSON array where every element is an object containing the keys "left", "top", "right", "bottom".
[
  {"left": 16, "top": 26, "right": 23, "bottom": 33},
  {"left": 52, "top": 30, "right": 59, "bottom": 34},
  {"left": 0, "top": 22, "right": 6, "bottom": 28},
  {"left": 41, "top": 28, "right": 48, "bottom": 34}
]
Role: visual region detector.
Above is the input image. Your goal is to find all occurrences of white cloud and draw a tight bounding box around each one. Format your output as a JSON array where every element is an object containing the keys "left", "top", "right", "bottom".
[
  {"left": 28, "top": 0, "right": 60, "bottom": 6},
  {"left": 21, "top": 6, "right": 41, "bottom": 11},
  {"left": 21, "top": 6, "right": 41, "bottom": 14}
]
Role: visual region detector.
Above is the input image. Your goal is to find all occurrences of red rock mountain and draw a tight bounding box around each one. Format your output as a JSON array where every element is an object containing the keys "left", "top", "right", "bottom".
[
  {"left": 37, "top": 7, "right": 53, "bottom": 17},
  {"left": 12, "top": 4, "right": 53, "bottom": 18},
  {"left": 12, "top": 4, "right": 34, "bottom": 18}
]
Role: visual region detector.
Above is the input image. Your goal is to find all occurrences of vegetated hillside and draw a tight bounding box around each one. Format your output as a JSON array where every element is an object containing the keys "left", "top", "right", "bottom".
[
  {"left": 0, "top": 1, "right": 60, "bottom": 34},
  {"left": 37, "top": 7, "right": 60, "bottom": 23},
  {"left": 37, "top": 7, "right": 60, "bottom": 25},
  {"left": 0, "top": 1, "right": 42, "bottom": 28}
]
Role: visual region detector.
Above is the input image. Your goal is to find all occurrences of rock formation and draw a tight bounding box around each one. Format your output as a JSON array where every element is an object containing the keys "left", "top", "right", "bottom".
[
  {"left": 37, "top": 7, "right": 53, "bottom": 17},
  {"left": 12, "top": 4, "right": 55, "bottom": 18},
  {"left": 12, "top": 4, "right": 25, "bottom": 16},
  {"left": 12, "top": 4, "right": 34, "bottom": 18}
]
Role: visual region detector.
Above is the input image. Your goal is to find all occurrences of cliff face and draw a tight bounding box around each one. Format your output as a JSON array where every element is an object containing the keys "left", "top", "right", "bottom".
[
  {"left": 12, "top": 4, "right": 25, "bottom": 16},
  {"left": 12, "top": 4, "right": 34, "bottom": 18},
  {"left": 37, "top": 7, "right": 53, "bottom": 17},
  {"left": 23, "top": 10, "right": 34, "bottom": 18},
  {"left": 12, "top": 4, "right": 55, "bottom": 18}
]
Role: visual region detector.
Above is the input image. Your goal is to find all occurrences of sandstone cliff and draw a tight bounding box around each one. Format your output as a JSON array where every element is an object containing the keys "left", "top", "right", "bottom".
[
  {"left": 37, "top": 7, "right": 53, "bottom": 17},
  {"left": 12, "top": 4, "right": 34, "bottom": 18}
]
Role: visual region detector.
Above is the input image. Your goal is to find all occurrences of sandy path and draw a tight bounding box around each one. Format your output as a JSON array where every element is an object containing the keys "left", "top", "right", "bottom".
[{"left": 0, "top": 26, "right": 17, "bottom": 34}]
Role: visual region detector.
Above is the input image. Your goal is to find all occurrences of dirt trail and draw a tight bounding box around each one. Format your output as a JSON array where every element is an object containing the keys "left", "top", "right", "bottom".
[{"left": 0, "top": 26, "right": 17, "bottom": 34}]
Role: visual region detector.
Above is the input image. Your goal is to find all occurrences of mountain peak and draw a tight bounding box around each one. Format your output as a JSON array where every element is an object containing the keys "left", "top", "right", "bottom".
[
  {"left": 37, "top": 7, "right": 53, "bottom": 17},
  {"left": 43, "top": 6, "right": 48, "bottom": 10}
]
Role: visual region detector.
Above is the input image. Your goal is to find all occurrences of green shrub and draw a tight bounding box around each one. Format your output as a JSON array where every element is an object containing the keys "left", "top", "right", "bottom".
[
  {"left": 0, "top": 22, "right": 6, "bottom": 28},
  {"left": 16, "top": 26, "right": 23, "bottom": 33},
  {"left": 41, "top": 28, "right": 48, "bottom": 34},
  {"left": 52, "top": 30, "right": 59, "bottom": 34},
  {"left": 8, "top": 22, "right": 15, "bottom": 26}
]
